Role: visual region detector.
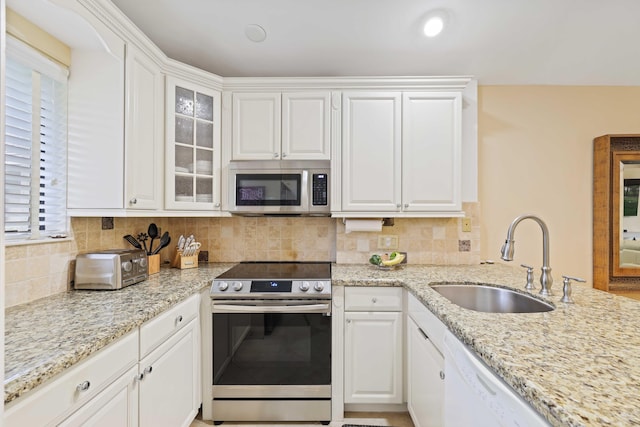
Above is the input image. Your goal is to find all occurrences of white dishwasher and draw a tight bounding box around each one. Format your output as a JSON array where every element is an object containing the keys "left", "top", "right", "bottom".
[{"left": 442, "top": 331, "right": 550, "bottom": 427}]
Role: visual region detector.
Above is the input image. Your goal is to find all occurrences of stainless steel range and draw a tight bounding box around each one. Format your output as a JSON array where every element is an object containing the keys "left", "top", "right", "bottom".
[{"left": 207, "top": 262, "right": 332, "bottom": 425}]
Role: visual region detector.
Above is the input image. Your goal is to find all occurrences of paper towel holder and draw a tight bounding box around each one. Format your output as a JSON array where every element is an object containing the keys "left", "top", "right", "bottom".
[{"left": 341, "top": 218, "right": 394, "bottom": 226}]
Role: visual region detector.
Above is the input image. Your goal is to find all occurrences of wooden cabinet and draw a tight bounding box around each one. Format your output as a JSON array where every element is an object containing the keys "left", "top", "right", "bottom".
[
  {"left": 343, "top": 287, "right": 403, "bottom": 404},
  {"left": 165, "top": 76, "right": 222, "bottom": 210},
  {"left": 124, "top": 43, "right": 164, "bottom": 210},
  {"left": 407, "top": 292, "right": 446, "bottom": 427},
  {"left": 338, "top": 91, "right": 462, "bottom": 216},
  {"left": 232, "top": 91, "right": 331, "bottom": 160}
]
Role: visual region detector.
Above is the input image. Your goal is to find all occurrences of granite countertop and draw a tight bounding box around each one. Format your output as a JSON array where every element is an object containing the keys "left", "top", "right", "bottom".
[
  {"left": 4, "top": 263, "right": 235, "bottom": 405},
  {"left": 333, "top": 263, "right": 640, "bottom": 427},
  {"left": 7, "top": 262, "right": 640, "bottom": 426}
]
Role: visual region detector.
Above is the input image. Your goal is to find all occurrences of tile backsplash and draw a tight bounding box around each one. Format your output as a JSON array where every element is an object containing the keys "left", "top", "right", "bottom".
[{"left": 4, "top": 202, "right": 480, "bottom": 307}]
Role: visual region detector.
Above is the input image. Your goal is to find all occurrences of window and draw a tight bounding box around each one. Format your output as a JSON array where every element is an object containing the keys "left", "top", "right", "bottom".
[{"left": 4, "top": 37, "right": 68, "bottom": 240}]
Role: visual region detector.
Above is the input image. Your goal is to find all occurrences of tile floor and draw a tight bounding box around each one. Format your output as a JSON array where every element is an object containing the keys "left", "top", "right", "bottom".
[{"left": 190, "top": 411, "right": 414, "bottom": 427}]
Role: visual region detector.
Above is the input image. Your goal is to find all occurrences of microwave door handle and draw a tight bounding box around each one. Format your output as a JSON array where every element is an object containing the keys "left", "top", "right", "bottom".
[
  {"left": 301, "top": 170, "right": 309, "bottom": 209},
  {"left": 212, "top": 303, "right": 331, "bottom": 314}
]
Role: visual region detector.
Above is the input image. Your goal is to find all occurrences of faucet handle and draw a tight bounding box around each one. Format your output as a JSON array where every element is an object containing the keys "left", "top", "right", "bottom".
[
  {"left": 520, "top": 264, "right": 535, "bottom": 290},
  {"left": 560, "top": 275, "right": 586, "bottom": 304}
]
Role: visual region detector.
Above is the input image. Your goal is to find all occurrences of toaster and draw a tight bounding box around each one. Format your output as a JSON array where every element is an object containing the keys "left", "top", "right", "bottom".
[{"left": 75, "top": 249, "right": 148, "bottom": 290}]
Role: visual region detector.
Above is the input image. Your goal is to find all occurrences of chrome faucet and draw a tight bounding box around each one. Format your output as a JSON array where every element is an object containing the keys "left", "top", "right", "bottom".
[{"left": 500, "top": 214, "right": 553, "bottom": 296}]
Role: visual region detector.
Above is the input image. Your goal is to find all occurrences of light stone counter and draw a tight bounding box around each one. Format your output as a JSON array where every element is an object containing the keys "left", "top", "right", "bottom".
[
  {"left": 4, "top": 263, "right": 235, "bottom": 405},
  {"left": 333, "top": 263, "right": 640, "bottom": 427}
]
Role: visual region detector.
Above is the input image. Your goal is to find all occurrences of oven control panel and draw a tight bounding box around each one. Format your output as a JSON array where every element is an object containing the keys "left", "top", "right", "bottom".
[{"left": 211, "top": 279, "right": 331, "bottom": 297}]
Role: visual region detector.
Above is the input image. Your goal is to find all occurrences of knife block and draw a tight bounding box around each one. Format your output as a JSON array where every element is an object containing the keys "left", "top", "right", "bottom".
[{"left": 171, "top": 250, "right": 199, "bottom": 269}]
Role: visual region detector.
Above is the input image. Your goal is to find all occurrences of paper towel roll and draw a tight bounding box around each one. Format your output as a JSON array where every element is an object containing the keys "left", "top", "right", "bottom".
[{"left": 344, "top": 219, "right": 383, "bottom": 233}]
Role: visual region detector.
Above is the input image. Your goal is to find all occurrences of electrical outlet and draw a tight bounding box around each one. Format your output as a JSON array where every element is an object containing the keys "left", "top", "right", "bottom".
[
  {"left": 377, "top": 235, "right": 399, "bottom": 250},
  {"left": 462, "top": 218, "right": 472, "bottom": 232}
]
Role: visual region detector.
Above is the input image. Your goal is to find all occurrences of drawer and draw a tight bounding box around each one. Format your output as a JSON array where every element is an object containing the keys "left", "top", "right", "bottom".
[
  {"left": 4, "top": 330, "right": 138, "bottom": 427},
  {"left": 140, "top": 293, "right": 199, "bottom": 358},
  {"left": 345, "top": 287, "right": 403, "bottom": 311},
  {"left": 408, "top": 292, "right": 446, "bottom": 354}
]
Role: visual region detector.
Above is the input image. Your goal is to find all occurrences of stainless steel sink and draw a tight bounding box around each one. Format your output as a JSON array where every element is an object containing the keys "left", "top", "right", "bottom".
[{"left": 430, "top": 284, "right": 554, "bottom": 313}]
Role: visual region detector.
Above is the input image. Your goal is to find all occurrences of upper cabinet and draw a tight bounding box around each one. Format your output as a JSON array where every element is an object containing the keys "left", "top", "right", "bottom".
[
  {"left": 66, "top": 2, "right": 164, "bottom": 214},
  {"left": 336, "top": 90, "right": 462, "bottom": 217},
  {"left": 231, "top": 91, "right": 331, "bottom": 160},
  {"left": 124, "top": 44, "right": 164, "bottom": 210},
  {"left": 165, "top": 76, "right": 221, "bottom": 210}
]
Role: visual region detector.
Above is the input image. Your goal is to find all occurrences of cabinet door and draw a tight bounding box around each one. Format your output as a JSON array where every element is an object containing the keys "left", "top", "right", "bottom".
[
  {"left": 402, "top": 92, "right": 461, "bottom": 212},
  {"left": 407, "top": 316, "right": 444, "bottom": 427},
  {"left": 124, "top": 44, "right": 163, "bottom": 210},
  {"left": 165, "top": 76, "right": 221, "bottom": 210},
  {"left": 139, "top": 318, "right": 199, "bottom": 427},
  {"left": 59, "top": 367, "right": 138, "bottom": 427},
  {"left": 282, "top": 92, "right": 331, "bottom": 160},
  {"left": 232, "top": 92, "right": 281, "bottom": 160},
  {"left": 341, "top": 92, "right": 401, "bottom": 212},
  {"left": 344, "top": 311, "right": 402, "bottom": 404}
]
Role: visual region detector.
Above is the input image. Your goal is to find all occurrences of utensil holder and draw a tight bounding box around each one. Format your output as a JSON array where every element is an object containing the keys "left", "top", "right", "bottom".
[
  {"left": 148, "top": 254, "right": 161, "bottom": 275},
  {"left": 171, "top": 250, "right": 199, "bottom": 269}
]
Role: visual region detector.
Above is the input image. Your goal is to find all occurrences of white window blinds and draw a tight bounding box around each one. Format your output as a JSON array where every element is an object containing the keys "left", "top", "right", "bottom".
[{"left": 4, "top": 37, "right": 68, "bottom": 239}]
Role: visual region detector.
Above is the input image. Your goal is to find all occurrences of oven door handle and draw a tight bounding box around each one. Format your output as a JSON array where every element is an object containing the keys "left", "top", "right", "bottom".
[{"left": 212, "top": 303, "right": 331, "bottom": 314}]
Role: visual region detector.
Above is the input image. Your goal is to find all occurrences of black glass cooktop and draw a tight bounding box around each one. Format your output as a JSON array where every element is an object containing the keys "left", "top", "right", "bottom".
[{"left": 215, "top": 261, "right": 331, "bottom": 281}]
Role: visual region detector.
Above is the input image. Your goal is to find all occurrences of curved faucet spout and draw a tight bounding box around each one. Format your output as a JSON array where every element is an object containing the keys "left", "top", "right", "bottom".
[{"left": 500, "top": 214, "right": 553, "bottom": 296}]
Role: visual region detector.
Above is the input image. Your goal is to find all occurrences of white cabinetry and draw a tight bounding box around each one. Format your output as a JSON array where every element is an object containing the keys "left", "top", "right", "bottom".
[
  {"left": 407, "top": 292, "right": 446, "bottom": 427},
  {"left": 232, "top": 91, "right": 331, "bottom": 160},
  {"left": 165, "top": 76, "right": 221, "bottom": 210},
  {"left": 4, "top": 295, "right": 201, "bottom": 427},
  {"left": 138, "top": 294, "right": 201, "bottom": 427},
  {"left": 344, "top": 287, "right": 403, "bottom": 404},
  {"left": 67, "top": 9, "right": 164, "bottom": 213},
  {"left": 124, "top": 44, "right": 164, "bottom": 210},
  {"left": 4, "top": 331, "right": 139, "bottom": 426},
  {"left": 338, "top": 91, "right": 462, "bottom": 216}
]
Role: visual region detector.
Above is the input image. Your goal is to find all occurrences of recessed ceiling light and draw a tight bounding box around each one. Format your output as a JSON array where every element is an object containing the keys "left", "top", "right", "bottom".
[
  {"left": 423, "top": 11, "right": 447, "bottom": 37},
  {"left": 245, "top": 24, "right": 267, "bottom": 43}
]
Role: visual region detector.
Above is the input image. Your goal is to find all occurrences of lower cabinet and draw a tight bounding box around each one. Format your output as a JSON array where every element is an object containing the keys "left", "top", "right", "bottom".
[
  {"left": 407, "top": 292, "right": 447, "bottom": 427},
  {"left": 59, "top": 366, "right": 139, "bottom": 427},
  {"left": 4, "top": 294, "right": 201, "bottom": 427},
  {"left": 344, "top": 287, "right": 403, "bottom": 404},
  {"left": 407, "top": 316, "right": 444, "bottom": 427},
  {"left": 138, "top": 318, "right": 199, "bottom": 427}
]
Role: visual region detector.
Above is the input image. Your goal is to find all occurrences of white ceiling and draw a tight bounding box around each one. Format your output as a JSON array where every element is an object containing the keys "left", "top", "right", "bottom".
[{"left": 9, "top": 0, "right": 640, "bottom": 85}]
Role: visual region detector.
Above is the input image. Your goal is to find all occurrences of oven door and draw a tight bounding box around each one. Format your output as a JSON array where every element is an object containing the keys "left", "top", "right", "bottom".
[{"left": 211, "top": 300, "right": 331, "bottom": 399}]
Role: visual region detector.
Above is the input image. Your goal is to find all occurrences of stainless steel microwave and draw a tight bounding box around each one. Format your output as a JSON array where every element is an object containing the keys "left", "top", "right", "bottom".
[{"left": 228, "top": 160, "right": 330, "bottom": 216}]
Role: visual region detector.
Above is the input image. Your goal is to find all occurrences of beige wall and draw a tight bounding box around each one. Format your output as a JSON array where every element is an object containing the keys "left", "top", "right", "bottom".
[{"left": 479, "top": 86, "right": 640, "bottom": 285}]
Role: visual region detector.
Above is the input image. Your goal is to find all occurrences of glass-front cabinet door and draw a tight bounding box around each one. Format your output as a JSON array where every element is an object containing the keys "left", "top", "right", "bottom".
[{"left": 165, "top": 76, "right": 221, "bottom": 210}]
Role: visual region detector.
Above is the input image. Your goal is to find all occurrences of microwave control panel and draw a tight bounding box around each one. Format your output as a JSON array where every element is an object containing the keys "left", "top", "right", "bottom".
[{"left": 312, "top": 173, "right": 328, "bottom": 206}]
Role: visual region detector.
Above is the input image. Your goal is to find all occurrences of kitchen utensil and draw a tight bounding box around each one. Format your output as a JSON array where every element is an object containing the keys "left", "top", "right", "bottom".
[
  {"left": 147, "top": 223, "right": 158, "bottom": 254},
  {"left": 183, "top": 235, "right": 194, "bottom": 252},
  {"left": 137, "top": 233, "right": 149, "bottom": 254},
  {"left": 123, "top": 235, "right": 142, "bottom": 250},
  {"left": 152, "top": 231, "right": 171, "bottom": 255},
  {"left": 177, "top": 235, "right": 186, "bottom": 251},
  {"left": 184, "top": 242, "right": 201, "bottom": 256}
]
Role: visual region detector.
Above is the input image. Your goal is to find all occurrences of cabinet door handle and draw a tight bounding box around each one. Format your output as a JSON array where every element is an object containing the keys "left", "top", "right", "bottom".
[
  {"left": 214, "top": 203, "right": 221, "bottom": 208},
  {"left": 130, "top": 198, "right": 137, "bottom": 205},
  {"left": 404, "top": 203, "right": 409, "bottom": 208},
  {"left": 144, "top": 366, "right": 153, "bottom": 375},
  {"left": 282, "top": 153, "right": 287, "bottom": 158},
  {"left": 273, "top": 153, "right": 279, "bottom": 158},
  {"left": 440, "top": 371, "right": 445, "bottom": 380},
  {"left": 371, "top": 297, "right": 377, "bottom": 303},
  {"left": 346, "top": 319, "right": 352, "bottom": 324},
  {"left": 418, "top": 327, "right": 429, "bottom": 340},
  {"left": 136, "top": 372, "right": 145, "bottom": 382},
  {"left": 176, "top": 314, "right": 183, "bottom": 324},
  {"left": 76, "top": 380, "right": 90, "bottom": 392}
]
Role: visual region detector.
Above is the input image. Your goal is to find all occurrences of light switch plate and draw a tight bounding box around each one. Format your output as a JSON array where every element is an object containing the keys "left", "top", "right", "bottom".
[{"left": 377, "top": 235, "right": 399, "bottom": 250}]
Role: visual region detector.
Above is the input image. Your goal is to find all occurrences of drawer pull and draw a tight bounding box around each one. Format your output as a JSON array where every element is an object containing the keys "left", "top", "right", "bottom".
[
  {"left": 76, "top": 380, "right": 90, "bottom": 392},
  {"left": 176, "top": 315, "right": 183, "bottom": 323},
  {"left": 136, "top": 372, "right": 145, "bottom": 381},
  {"left": 371, "top": 297, "right": 377, "bottom": 303},
  {"left": 144, "top": 365, "right": 153, "bottom": 375}
]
